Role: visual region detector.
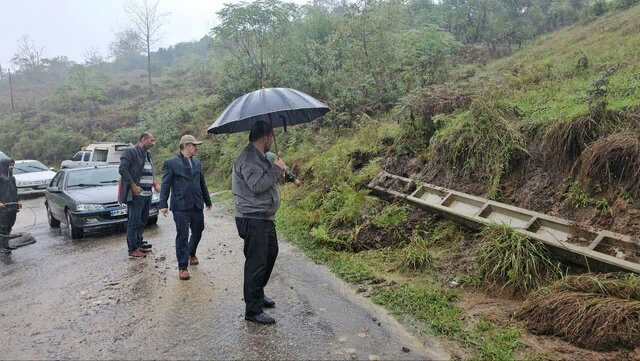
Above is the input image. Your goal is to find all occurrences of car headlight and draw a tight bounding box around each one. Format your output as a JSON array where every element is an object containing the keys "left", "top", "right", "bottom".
[
  {"left": 152, "top": 193, "right": 160, "bottom": 202},
  {"left": 76, "top": 204, "right": 105, "bottom": 211}
]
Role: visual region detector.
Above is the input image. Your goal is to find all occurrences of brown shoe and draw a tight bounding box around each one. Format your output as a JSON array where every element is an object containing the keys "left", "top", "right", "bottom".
[
  {"left": 128, "top": 249, "right": 146, "bottom": 258},
  {"left": 179, "top": 269, "right": 190, "bottom": 280},
  {"left": 139, "top": 247, "right": 152, "bottom": 253},
  {"left": 189, "top": 256, "right": 199, "bottom": 265}
]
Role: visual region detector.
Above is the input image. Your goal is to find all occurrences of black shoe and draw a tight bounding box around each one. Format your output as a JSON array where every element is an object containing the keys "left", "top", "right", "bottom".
[
  {"left": 140, "top": 242, "right": 152, "bottom": 249},
  {"left": 263, "top": 297, "right": 275, "bottom": 308},
  {"left": 245, "top": 312, "right": 276, "bottom": 324}
]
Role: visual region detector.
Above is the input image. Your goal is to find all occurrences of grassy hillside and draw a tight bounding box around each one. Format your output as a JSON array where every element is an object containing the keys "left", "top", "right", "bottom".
[
  {"left": 479, "top": 6, "right": 640, "bottom": 124},
  {"left": 274, "top": 4, "right": 640, "bottom": 359}
]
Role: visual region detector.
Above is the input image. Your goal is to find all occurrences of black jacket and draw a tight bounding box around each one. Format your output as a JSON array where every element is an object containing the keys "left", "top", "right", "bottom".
[
  {"left": 118, "top": 145, "right": 154, "bottom": 204},
  {"left": 0, "top": 158, "right": 18, "bottom": 211}
]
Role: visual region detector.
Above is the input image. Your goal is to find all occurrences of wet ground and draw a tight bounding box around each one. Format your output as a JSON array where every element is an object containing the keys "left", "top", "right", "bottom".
[{"left": 0, "top": 195, "right": 449, "bottom": 360}]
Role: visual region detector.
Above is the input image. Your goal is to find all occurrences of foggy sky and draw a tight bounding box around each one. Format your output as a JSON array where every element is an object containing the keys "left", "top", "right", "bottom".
[{"left": 0, "top": 0, "right": 308, "bottom": 69}]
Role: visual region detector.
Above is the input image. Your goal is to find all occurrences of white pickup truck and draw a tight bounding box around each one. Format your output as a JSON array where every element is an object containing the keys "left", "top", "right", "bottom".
[{"left": 60, "top": 143, "right": 132, "bottom": 169}]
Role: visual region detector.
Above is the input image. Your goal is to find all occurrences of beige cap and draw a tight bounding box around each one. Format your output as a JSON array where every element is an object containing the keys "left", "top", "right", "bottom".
[{"left": 179, "top": 134, "right": 202, "bottom": 145}]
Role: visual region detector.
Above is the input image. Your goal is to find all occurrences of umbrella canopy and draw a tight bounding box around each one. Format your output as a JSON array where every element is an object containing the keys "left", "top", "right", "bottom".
[{"left": 207, "top": 87, "right": 330, "bottom": 135}]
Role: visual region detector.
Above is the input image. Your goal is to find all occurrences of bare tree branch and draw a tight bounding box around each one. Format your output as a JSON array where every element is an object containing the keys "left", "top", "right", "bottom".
[
  {"left": 11, "top": 35, "right": 45, "bottom": 71},
  {"left": 124, "top": 0, "right": 170, "bottom": 95}
]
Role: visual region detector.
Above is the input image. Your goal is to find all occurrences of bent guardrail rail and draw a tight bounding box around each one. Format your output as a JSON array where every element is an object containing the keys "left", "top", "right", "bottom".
[{"left": 368, "top": 171, "right": 640, "bottom": 274}]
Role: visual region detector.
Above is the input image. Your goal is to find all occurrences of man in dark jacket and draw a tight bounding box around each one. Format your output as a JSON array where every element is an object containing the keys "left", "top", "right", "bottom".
[
  {"left": 0, "top": 158, "right": 20, "bottom": 254},
  {"left": 232, "top": 121, "right": 287, "bottom": 325},
  {"left": 159, "top": 135, "right": 212, "bottom": 281},
  {"left": 119, "top": 132, "right": 158, "bottom": 259}
]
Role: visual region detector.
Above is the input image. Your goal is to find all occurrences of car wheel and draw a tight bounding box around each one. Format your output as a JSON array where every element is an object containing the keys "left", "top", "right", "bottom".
[
  {"left": 46, "top": 204, "right": 60, "bottom": 228},
  {"left": 66, "top": 210, "right": 84, "bottom": 239},
  {"left": 146, "top": 215, "right": 158, "bottom": 226}
]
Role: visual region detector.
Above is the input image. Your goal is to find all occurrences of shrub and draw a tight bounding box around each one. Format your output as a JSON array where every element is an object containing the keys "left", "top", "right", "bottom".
[
  {"left": 394, "top": 231, "right": 435, "bottom": 272},
  {"left": 475, "top": 223, "right": 564, "bottom": 295},
  {"left": 372, "top": 204, "right": 410, "bottom": 229},
  {"left": 428, "top": 101, "right": 527, "bottom": 198}
]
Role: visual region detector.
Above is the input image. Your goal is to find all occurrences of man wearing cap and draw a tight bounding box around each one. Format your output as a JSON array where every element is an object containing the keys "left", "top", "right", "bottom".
[{"left": 159, "top": 135, "right": 212, "bottom": 280}]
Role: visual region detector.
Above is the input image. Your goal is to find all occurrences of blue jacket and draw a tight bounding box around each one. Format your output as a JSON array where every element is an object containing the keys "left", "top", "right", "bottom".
[{"left": 159, "top": 154, "right": 212, "bottom": 211}]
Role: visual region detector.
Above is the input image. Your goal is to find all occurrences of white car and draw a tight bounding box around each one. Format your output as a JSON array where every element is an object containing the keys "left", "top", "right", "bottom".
[{"left": 13, "top": 160, "right": 57, "bottom": 195}]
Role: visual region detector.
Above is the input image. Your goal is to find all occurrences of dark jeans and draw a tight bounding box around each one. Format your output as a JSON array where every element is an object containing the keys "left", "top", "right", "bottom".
[
  {"left": 126, "top": 195, "right": 150, "bottom": 252},
  {"left": 235, "top": 217, "right": 279, "bottom": 316},
  {"left": 0, "top": 210, "right": 17, "bottom": 235},
  {"left": 173, "top": 209, "right": 205, "bottom": 270},
  {"left": 0, "top": 210, "right": 17, "bottom": 249}
]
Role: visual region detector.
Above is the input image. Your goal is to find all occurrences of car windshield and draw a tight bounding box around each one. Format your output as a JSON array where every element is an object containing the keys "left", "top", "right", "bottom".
[
  {"left": 66, "top": 167, "right": 120, "bottom": 188},
  {"left": 13, "top": 161, "right": 49, "bottom": 174}
]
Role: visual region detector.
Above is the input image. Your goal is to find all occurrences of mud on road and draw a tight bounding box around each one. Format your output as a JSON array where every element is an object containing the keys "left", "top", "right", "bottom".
[{"left": 0, "top": 196, "right": 449, "bottom": 360}]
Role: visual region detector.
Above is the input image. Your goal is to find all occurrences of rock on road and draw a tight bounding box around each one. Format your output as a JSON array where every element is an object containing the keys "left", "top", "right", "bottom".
[{"left": 0, "top": 196, "right": 449, "bottom": 360}]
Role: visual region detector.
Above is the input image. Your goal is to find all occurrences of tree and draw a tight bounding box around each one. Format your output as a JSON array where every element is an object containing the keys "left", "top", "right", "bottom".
[
  {"left": 11, "top": 35, "right": 44, "bottom": 72},
  {"left": 211, "top": 0, "right": 298, "bottom": 89},
  {"left": 124, "top": 0, "right": 169, "bottom": 95},
  {"left": 84, "top": 48, "right": 105, "bottom": 66}
]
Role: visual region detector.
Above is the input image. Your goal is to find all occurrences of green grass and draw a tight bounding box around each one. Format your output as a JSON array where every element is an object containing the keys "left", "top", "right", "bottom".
[
  {"left": 394, "top": 231, "right": 436, "bottom": 272},
  {"left": 372, "top": 204, "right": 411, "bottom": 228},
  {"left": 371, "top": 283, "right": 523, "bottom": 360},
  {"left": 326, "top": 253, "right": 378, "bottom": 284},
  {"left": 209, "top": 190, "right": 233, "bottom": 204},
  {"left": 469, "top": 320, "right": 522, "bottom": 361},
  {"left": 619, "top": 187, "right": 634, "bottom": 204},
  {"left": 371, "top": 284, "right": 462, "bottom": 336},
  {"left": 480, "top": 6, "right": 640, "bottom": 125},
  {"left": 565, "top": 182, "right": 613, "bottom": 214},
  {"left": 565, "top": 182, "right": 594, "bottom": 208}
]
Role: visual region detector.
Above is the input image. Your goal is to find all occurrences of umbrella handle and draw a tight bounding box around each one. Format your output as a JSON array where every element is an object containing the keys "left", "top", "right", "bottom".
[
  {"left": 272, "top": 129, "right": 280, "bottom": 158},
  {"left": 268, "top": 113, "right": 280, "bottom": 158}
]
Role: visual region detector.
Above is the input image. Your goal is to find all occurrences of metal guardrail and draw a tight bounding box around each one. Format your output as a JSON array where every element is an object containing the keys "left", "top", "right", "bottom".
[{"left": 368, "top": 171, "right": 640, "bottom": 274}]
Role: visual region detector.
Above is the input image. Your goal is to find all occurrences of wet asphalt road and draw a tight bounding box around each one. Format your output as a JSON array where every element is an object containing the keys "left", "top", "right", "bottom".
[{"left": 0, "top": 195, "right": 449, "bottom": 360}]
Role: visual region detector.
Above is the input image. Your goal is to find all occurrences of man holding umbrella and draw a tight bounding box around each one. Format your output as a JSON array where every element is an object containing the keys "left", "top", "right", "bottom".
[
  {"left": 232, "top": 121, "right": 285, "bottom": 324},
  {"left": 208, "top": 87, "right": 330, "bottom": 324}
]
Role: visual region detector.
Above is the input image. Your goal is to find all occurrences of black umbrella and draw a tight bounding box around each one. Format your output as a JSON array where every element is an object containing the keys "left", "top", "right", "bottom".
[{"left": 207, "top": 87, "right": 330, "bottom": 155}]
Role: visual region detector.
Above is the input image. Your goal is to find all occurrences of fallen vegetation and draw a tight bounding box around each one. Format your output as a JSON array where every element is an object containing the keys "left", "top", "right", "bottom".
[
  {"left": 517, "top": 273, "right": 640, "bottom": 351},
  {"left": 572, "top": 132, "right": 640, "bottom": 198}
]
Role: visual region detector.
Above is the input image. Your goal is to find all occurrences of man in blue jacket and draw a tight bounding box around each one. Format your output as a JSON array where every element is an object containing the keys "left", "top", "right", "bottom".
[{"left": 159, "top": 134, "right": 212, "bottom": 280}]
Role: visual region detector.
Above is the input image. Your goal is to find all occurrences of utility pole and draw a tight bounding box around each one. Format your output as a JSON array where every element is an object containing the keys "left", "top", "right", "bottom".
[
  {"left": 0, "top": 62, "right": 4, "bottom": 79},
  {"left": 8, "top": 68, "right": 15, "bottom": 112}
]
